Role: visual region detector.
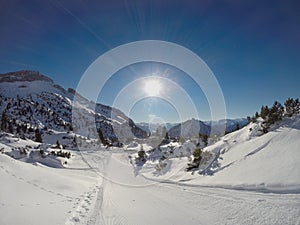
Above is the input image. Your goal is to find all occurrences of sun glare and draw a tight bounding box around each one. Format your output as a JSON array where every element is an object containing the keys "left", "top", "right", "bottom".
[{"left": 144, "top": 78, "right": 162, "bottom": 96}]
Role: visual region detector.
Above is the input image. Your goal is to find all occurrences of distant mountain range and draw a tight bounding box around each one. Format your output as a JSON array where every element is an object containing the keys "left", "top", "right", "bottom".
[
  {"left": 136, "top": 122, "right": 179, "bottom": 134},
  {"left": 137, "top": 118, "right": 249, "bottom": 138}
]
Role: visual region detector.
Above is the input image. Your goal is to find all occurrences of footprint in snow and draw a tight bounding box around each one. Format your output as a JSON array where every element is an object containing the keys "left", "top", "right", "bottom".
[{"left": 72, "top": 217, "right": 80, "bottom": 222}]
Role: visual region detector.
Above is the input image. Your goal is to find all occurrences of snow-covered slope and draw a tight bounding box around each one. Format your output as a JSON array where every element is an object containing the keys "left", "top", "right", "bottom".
[
  {"left": 0, "top": 70, "right": 67, "bottom": 98},
  {"left": 0, "top": 136, "right": 102, "bottom": 225},
  {"left": 0, "top": 70, "right": 147, "bottom": 145},
  {"left": 138, "top": 115, "right": 300, "bottom": 193},
  {"left": 1, "top": 133, "right": 299, "bottom": 225},
  {"left": 196, "top": 115, "right": 300, "bottom": 192},
  {"left": 0, "top": 78, "right": 299, "bottom": 225}
]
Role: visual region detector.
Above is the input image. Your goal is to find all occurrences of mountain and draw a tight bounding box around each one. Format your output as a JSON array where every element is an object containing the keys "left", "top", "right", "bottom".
[
  {"left": 0, "top": 70, "right": 53, "bottom": 83},
  {"left": 168, "top": 118, "right": 211, "bottom": 138},
  {"left": 136, "top": 122, "right": 179, "bottom": 134},
  {"left": 167, "top": 118, "right": 249, "bottom": 138},
  {"left": 0, "top": 70, "right": 147, "bottom": 146},
  {"left": 207, "top": 118, "right": 249, "bottom": 135}
]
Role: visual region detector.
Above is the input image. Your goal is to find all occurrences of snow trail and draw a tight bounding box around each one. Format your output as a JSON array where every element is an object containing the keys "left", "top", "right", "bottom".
[{"left": 96, "top": 152, "right": 300, "bottom": 225}]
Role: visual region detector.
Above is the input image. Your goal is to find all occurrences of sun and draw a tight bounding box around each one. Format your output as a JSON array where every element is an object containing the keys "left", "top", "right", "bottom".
[{"left": 144, "top": 78, "right": 162, "bottom": 96}]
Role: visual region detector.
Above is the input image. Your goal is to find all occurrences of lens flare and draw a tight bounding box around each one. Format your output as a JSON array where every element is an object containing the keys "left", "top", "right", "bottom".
[{"left": 144, "top": 78, "right": 162, "bottom": 96}]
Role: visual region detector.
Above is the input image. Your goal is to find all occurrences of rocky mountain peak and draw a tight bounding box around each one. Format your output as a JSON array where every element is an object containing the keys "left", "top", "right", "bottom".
[{"left": 0, "top": 70, "right": 53, "bottom": 83}]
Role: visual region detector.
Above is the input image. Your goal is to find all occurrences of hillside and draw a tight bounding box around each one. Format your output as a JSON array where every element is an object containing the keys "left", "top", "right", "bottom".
[
  {"left": 0, "top": 70, "right": 147, "bottom": 147},
  {"left": 135, "top": 114, "right": 300, "bottom": 193}
]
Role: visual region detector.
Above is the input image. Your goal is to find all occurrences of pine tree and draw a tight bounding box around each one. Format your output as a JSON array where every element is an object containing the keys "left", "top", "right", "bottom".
[
  {"left": 98, "top": 130, "right": 106, "bottom": 146},
  {"left": 35, "top": 129, "right": 43, "bottom": 143},
  {"left": 1, "top": 111, "right": 7, "bottom": 131},
  {"left": 268, "top": 101, "right": 284, "bottom": 124},
  {"left": 56, "top": 140, "right": 61, "bottom": 149},
  {"left": 247, "top": 116, "right": 251, "bottom": 122},
  {"left": 285, "top": 98, "right": 300, "bottom": 116},
  {"left": 199, "top": 133, "right": 208, "bottom": 146},
  {"left": 137, "top": 145, "right": 147, "bottom": 163},
  {"left": 260, "top": 106, "right": 269, "bottom": 119},
  {"left": 72, "top": 135, "right": 77, "bottom": 147},
  {"left": 193, "top": 148, "right": 202, "bottom": 164},
  {"left": 8, "top": 122, "right": 13, "bottom": 134},
  {"left": 285, "top": 98, "right": 294, "bottom": 116},
  {"left": 186, "top": 148, "right": 203, "bottom": 171},
  {"left": 22, "top": 124, "right": 27, "bottom": 133},
  {"left": 296, "top": 98, "right": 300, "bottom": 113},
  {"left": 16, "top": 124, "right": 21, "bottom": 134}
]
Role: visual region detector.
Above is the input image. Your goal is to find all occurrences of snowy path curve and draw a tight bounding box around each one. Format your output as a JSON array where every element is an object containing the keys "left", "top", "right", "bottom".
[{"left": 94, "top": 152, "right": 300, "bottom": 225}]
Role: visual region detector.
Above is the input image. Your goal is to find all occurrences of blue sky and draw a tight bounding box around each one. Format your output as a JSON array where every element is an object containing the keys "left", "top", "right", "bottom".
[{"left": 0, "top": 0, "right": 299, "bottom": 122}]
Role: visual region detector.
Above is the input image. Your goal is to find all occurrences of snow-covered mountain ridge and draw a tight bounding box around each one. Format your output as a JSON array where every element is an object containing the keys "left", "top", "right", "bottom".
[
  {"left": 0, "top": 70, "right": 147, "bottom": 146},
  {"left": 0, "top": 70, "right": 53, "bottom": 83}
]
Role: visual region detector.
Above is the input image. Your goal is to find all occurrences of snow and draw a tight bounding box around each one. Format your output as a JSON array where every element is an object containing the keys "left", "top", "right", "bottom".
[
  {"left": 1, "top": 121, "right": 300, "bottom": 225},
  {"left": 0, "top": 71, "right": 299, "bottom": 224},
  {"left": 136, "top": 115, "right": 300, "bottom": 194},
  {"left": 0, "top": 70, "right": 147, "bottom": 143},
  {"left": 99, "top": 152, "right": 300, "bottom": 225},
  {"left": 0, "top": 152, "right": 98, "bottom": 225},
  {"left": 0, "top": 80, "right": 65, "bottom": 98}
]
